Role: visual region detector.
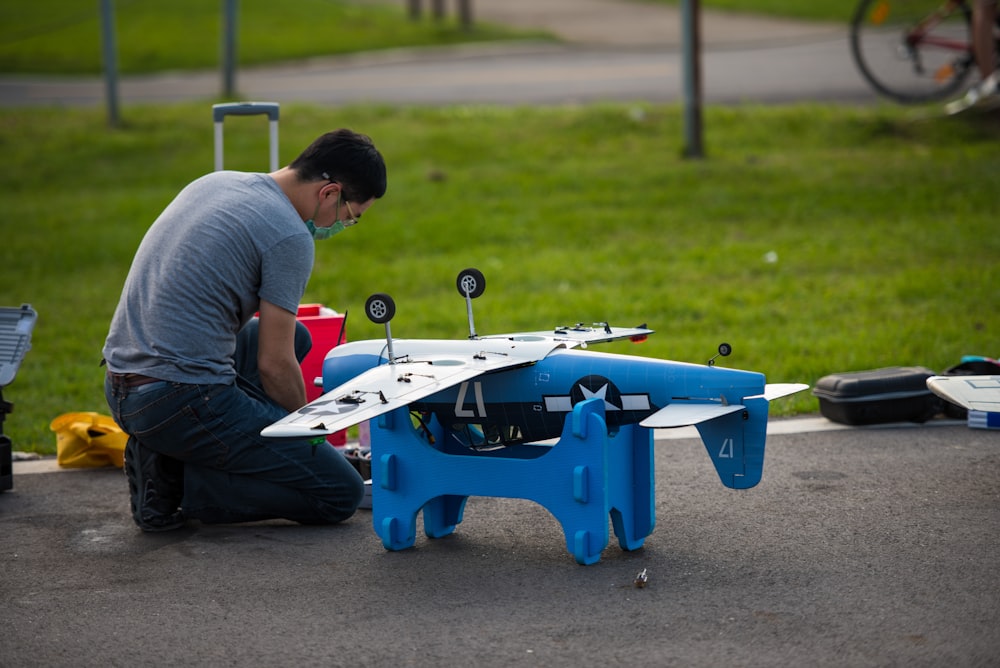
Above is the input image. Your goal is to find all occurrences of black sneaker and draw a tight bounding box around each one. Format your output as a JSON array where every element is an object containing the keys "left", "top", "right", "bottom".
[{"left": 123, "top": 436, "right": 185, "bottom": 532}]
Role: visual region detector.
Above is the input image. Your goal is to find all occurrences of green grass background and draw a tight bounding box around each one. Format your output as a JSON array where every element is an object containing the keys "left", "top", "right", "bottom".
[
  {"left": 3, "top": 0, "right": 853, "bottom": 76},
  {"left": 2, "top": 103, "right": 997, "bottom": 453},
  {"left": 643, "top": 0, "right": 851, "bottom": 22},
  {"left": 1, "top": 1, "right": 997, "bottom": 454},
  {"left": 0, "top": 0, "right": 545, "bottom": 75}
]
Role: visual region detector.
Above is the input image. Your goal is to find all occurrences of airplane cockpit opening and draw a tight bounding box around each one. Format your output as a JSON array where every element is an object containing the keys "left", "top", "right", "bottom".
[{"left": 446, "top": 421, "right": 526, "bottom": 450}]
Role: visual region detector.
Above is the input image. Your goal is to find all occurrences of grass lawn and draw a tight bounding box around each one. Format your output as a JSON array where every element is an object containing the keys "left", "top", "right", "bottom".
[
  {"left": 1, "top": 0, "right": 856, "bottom": 77},
  {"left": 641, "top": 0, "right": 854, "bottom": 23},
  {"left": 1, "top": 102, "right": 997, "bottom": 455},
  {"left": 0, "top": 0, "right": 548, "bottom": 75}
]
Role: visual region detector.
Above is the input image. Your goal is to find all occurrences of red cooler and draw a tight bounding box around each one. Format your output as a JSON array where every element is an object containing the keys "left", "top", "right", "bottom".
[{"left": 296, "top": 304, "right": 347, "bottom": 445}]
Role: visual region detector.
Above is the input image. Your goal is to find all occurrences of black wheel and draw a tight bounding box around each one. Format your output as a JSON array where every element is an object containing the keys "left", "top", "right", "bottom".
[
  {"left": 365, "top": 293, "right": 395, "bottom": 324},
  {"left": 718, "top": 343, "right": 732, "bottom": 357},
  {"left": 456, "top": 268, "right": 486, "bottom": 299},
  {"left": 849, "top": 0, "right": 973, "bottom": 104}
]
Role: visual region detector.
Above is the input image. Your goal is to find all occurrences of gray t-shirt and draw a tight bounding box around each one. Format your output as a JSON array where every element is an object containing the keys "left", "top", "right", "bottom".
[{"left": 103, "top": 171, "right": 314, "bottom": 384}]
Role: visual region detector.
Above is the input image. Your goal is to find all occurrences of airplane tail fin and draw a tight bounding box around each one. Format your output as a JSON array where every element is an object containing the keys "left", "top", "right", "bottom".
[
  {"left": 698, "top": 383, "right": 808, "bottom": 489},
  {"left": 640, "top": 383, "right": 808, "bottom": 490},
  {"left": 695, "top": 396, "right": 768, "bottom": 489}
]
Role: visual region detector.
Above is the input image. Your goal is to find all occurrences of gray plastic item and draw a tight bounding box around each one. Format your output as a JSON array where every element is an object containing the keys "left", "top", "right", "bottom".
[
  {"left": 212, "top": 101, "right": 280, "bottom": 172},
  {"left": 0, "top": 304, "right": 37, "bottom": 387}
]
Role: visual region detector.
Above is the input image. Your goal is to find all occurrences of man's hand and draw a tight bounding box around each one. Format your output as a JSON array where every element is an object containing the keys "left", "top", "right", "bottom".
[{"left": 256, "top": 300, "right": 308, "bottom": 412}]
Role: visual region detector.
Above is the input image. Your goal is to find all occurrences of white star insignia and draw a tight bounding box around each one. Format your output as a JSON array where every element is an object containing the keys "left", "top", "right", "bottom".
[{"left": 578, "top": 383, "right": 620, "bottom": 412}]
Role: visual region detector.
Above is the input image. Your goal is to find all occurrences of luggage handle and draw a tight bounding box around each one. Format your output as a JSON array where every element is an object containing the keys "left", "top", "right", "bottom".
[{"left": 212, "top": 102, "right": 280, "bottom": 172}]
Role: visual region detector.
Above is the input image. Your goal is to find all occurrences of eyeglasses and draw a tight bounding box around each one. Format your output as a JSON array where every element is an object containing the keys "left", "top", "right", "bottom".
[
  {"left": 342, "top": 198, "right": 359, "bottom": 227},
  {"left": 322, "top": 171, "right": 360, "bottom": 226}
]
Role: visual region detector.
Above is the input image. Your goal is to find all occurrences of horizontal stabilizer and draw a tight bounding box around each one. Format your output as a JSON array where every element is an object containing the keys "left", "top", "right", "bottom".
[
  {"left": 927, "top": 375, "right": 1000, "bottom": 412},
  {"left": 640, "top": 403, "right": 746, "bottom": 428},
  {"left": 755, "top": 383, "right": 811, "bottom": 401}
]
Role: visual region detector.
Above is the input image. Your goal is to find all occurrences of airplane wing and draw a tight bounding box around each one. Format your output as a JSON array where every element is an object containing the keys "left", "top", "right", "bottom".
[
  {"left": 262, "top": 339, "right": 563, "bottom": 438},
  {"left": 485, "top": 323, "right": 654, "bottom": 348},
  {"left": 927, "top": 375, "right": 1000, "bottom": 412}
]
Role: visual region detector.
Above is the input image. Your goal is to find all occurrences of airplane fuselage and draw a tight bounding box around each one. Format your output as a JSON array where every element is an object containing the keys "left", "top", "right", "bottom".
[{"left": 321, "top": 339, "right": 766, "bottom": 446}]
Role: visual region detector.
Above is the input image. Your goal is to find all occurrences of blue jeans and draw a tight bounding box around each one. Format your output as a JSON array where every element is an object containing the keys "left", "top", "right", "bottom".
[{"left": 105, "top": 320, "right": 364, "bottom": 525}]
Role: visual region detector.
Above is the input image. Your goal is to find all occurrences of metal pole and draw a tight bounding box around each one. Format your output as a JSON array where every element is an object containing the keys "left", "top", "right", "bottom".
[
  {"left": 222, "top": 0, "right": 239, "bottom": 98},
  {"left": 98, "top": 0, "right": 120, "bottom": 127},
  {"left": 458, "top": 0, "right": 473, "bottom": 30},
  {"left": 680, "top": 0, "right": 703, "bottom": 159}
]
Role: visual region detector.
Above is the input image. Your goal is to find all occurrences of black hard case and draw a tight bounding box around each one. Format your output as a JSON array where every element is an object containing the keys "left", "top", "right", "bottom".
[{"left": 812, "top": 366, "right": 942, "bottom": 426}]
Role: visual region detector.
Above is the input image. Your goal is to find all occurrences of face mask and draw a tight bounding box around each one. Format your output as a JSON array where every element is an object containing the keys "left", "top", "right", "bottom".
[
  {"left": 303, "top": 193, "right": 349, "bottom": 241},
  {"left": 304, "top": 218, "right": 347, "bottom": 241}
]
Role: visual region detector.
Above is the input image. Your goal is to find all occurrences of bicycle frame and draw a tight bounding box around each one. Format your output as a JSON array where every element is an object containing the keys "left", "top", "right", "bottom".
[{"left": 906, "top": 0, "right": 973, "bottom": 54}]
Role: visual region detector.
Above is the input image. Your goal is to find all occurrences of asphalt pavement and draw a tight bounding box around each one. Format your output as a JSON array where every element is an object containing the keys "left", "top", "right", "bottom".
[
  {"left": 0, "top": 0, "right": 875, "bottom": 107},
  {"left": 4, "top": 419, "right": 999, "bottom": 666}
]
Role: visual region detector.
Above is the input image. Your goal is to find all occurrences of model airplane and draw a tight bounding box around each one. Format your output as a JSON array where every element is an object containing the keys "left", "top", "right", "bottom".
[
  {"left": 263, "top": 268, "right": 808, "bottom": 490},
  {"left": 927, "top": 375, "right": 1000, "bottom": 412}
]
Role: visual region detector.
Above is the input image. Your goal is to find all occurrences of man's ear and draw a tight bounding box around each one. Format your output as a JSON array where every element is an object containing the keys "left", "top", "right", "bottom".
[{"left": 318, "top": 180, "right": 340, "bottom": 199}]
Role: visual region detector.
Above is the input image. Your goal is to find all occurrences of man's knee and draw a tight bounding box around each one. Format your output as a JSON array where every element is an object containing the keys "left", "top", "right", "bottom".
[{"left": 311, "top": 470, "right": 365, "bottom": 524}]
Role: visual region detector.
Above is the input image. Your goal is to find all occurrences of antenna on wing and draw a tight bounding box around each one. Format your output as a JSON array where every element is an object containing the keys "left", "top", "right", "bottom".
[
  {"left": 365, "top": 293, "right": 398, "bottom": 364},
  {"left": 456, "top": 268, "right": 486, "bottom": 339}
]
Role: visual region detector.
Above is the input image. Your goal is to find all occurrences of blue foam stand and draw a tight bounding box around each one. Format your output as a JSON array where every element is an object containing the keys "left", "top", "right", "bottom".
[{"left": 369, "top": 397, "right": 655, "bottom": 565}]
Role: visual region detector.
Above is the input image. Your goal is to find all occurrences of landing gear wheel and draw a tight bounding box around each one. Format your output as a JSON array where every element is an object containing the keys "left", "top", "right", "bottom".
[
  {"left": 718, "top": 343, "right": 732, "bottom": 357},
  {"left": 456, "top": 268, "right": 486, "bottom": 299},
  {"left": 365, "top": 293, "right": 396, "bottom": 324}
]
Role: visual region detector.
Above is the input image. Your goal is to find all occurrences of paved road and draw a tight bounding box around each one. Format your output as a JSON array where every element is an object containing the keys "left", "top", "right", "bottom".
[
  {"left": 0, "top": 40, "right": 872, "bottom": 108},
  {"left": 0, "top": 1, "right": 876, "bottom": 107},
  {"left": 3, "top": 420, "right": 998, "bottom": 666}
]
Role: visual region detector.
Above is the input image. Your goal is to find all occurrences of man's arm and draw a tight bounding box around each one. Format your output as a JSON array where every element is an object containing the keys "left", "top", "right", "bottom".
[{"left": 256, "top": 299, "right": 308, "bottom": 412}]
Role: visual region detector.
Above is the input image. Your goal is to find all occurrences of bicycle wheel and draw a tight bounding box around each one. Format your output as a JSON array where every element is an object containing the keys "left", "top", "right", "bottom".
[{"left": 850, "top": 0, "right": 974, "bottom": 103}]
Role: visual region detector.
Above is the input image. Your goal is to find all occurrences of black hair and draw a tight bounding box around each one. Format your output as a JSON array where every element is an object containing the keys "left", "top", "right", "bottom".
[{"left": 289, "top": 129, "right": 387, "bottom": 202}]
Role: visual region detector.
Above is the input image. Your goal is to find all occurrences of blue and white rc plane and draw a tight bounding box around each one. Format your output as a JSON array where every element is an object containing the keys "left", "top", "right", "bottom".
[{"left": 263, "top": 268, "right": 808, "bottom": 491}]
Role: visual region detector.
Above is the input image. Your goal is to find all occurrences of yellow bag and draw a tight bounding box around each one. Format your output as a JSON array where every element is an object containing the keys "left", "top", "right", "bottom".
[{"left": 51, "top": 412, "right": 127, "bottom": 469}]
